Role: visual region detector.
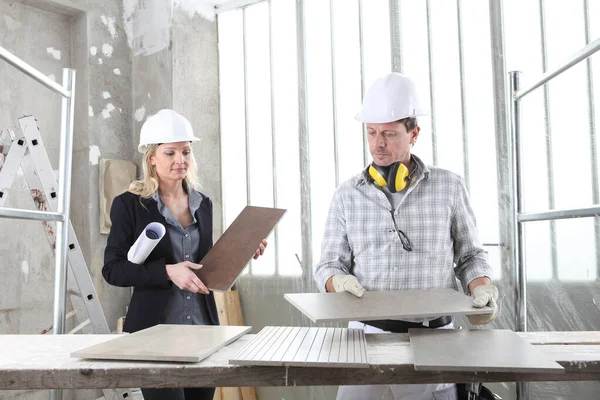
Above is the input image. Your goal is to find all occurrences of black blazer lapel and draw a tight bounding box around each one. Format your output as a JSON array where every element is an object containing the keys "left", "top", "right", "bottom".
[{"left": 197, "top": 197, "right": 213, "bottom": 258}]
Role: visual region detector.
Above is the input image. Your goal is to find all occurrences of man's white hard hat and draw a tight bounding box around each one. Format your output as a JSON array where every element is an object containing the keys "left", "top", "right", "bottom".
[
  {"left": 138, "top": 109, "right": 200, "bottom": 153},
  {"left": 355, "top": 72, "right": 428, "bottom": 124}
]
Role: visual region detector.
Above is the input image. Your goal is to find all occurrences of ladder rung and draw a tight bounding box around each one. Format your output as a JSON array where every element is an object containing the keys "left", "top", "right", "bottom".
[
  {"left": 0, "top": 207, "right": 64, "bottom": 221},
  {"left": 68, "top": 319, "right": 91, "bottom": 334}
]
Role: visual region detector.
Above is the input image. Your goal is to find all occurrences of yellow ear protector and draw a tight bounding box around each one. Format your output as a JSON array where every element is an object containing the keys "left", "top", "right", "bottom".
[{"left": 368, "top": 162, "right": 410, "bottom": 193}]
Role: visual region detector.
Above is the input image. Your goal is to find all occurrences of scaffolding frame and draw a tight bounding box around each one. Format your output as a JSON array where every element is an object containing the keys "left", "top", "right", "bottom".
[
  {"left": 508, "top": 35, "right": 600, "bottom": 400},
  {"left": 0, "top": 45, "right": 75, "bottom": 400}
]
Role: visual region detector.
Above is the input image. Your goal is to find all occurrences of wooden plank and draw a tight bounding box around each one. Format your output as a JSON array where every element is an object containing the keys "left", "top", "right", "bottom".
[
  {"left": 71, "top": 325, "right": 251, "bottom": 363},
  {"left": 196, "top": 206, "right": 286, "bottom": 292},
  {"left": 215, "top": 290, "right": 245, "bottom": 327},
  {"left": 1, "top": 333, "right": 600, "bottom": 390},
  {"left": 518, "top": 331, "right": 600, "bottom": 345},
  {"left": 213, "top": 288, "right": 257, "bottom": 400},
  {"left": 409, "top": 329, "right": 564, "bottom": 373},
  {"left": 213, "top": 387, "right": 223, "bottom": 400},
  {"left": 284, "top": 289, "right": 492, "bottom": 323},
  {"left": 240, "top": 387, "right": 257, "bottom": 400},
  {"left": 219, "top": 388, "right": 242, "bottom": 400}
]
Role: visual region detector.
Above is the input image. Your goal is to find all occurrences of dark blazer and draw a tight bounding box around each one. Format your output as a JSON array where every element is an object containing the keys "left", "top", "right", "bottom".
[{"left": 103, "top": 190, "right": 219, "bottom": 333}]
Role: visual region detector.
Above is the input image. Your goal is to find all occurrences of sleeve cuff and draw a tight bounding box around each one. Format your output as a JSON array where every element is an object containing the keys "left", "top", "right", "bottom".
[
  {"left": 459, "top": 259, "right": 492, "bottom": 294},
  {"left": 146, "top": 258, "right": 170, "bottom": 286},
  {"left": 313, "top": 267, "right": 344, "bottom": 293}
]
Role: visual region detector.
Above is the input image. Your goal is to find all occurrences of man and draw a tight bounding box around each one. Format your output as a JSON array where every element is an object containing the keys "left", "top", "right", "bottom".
[{"left": 313, "top": 73, "right": 499, "bottom": 400}]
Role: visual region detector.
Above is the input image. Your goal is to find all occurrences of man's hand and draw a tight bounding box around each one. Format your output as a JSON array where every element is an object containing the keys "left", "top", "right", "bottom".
[
  {"left": 326, "top": 275, "right": 365, "bottom": 297},
  {"left": 468, "top": 284, "right": 499, "bottom": 325},
  {"left": 166, "top": 262, "right": 209, "bottom": 294}
]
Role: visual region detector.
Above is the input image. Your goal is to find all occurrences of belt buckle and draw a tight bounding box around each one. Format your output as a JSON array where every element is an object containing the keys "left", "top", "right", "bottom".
[{"left": 422, "top": 319, "right": 430, "bottom": 328}]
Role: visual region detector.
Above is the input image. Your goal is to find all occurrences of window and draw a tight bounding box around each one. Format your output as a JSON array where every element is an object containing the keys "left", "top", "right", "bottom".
[{"left": 218, "top": 0, "right": 598, "bottom": 282}]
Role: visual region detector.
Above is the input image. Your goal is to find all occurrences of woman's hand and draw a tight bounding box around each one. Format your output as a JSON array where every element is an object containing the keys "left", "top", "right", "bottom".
[
  {"left": 253, "top": 239, "right": 268, "bottom": 260},
  {"left": 165, "top": 262, "right": 209, "bottom": 294}
]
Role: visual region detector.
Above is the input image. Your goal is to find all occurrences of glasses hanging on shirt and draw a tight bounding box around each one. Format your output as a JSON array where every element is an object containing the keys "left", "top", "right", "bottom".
[{"left": 389, "top": 228, "right": 413, "bottom": 252}]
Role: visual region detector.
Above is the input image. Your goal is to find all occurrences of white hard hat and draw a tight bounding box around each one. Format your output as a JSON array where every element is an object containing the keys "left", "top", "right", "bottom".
[
  {"left": 355, "top": 72, "right": 428, "bottom": 124},
  {"left": 138, "top": 109, "right": 200, "bottom": 153}
]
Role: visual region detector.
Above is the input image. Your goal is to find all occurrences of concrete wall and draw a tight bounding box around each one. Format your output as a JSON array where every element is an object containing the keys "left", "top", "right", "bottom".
[
  {"left": 1, "top": 0, "right": 221, "bottom": 399},
  {"left": 1, "top": 0, "right": 132, "bottom": 398},
  {"left": 172, "top": 8, "right": 222, "bottom": 235},
  {"left": 0, "top": 0, "right": 72, "bottom": 337},
  {"left": 1, "top": 0, "right": 134, "bottom": 333}
]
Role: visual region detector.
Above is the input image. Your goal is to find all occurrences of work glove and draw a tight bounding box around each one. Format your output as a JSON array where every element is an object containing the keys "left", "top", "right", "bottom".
[
  {"left": 467, "top": 284, "right": 499, "bottom": 325},
  {"left": 332, "top": 275, "right": 366, "bottom": 298}
]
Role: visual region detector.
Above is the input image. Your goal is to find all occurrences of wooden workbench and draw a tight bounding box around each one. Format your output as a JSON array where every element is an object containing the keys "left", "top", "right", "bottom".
[{"left": 1, "top": 331, "right": 599, "bottom": 389}]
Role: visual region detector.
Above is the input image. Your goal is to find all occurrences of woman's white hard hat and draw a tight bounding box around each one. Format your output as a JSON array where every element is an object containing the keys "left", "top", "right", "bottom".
[{"left": 138, "top": 109, "right": 200, "bottom": 153}]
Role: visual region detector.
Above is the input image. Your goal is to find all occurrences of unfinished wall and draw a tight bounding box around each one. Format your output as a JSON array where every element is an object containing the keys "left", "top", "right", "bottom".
[
  {"left": 1, "top": 0, "right": 133, "bottom": 398},
  {"left": 0, "top": 0, "right": 74, "bottom": 335},
  {"left": 0, "top": 3, "right": 79, "bottom": 400},
  {"left": 172, "top": 7, "right": 222, "bottom": 234},
  {"left": 131, "top": 1, "right": 222, "bottom": 237}
]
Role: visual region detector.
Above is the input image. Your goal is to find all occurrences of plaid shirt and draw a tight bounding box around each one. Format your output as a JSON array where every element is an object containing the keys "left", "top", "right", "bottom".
[{"left": 314, "top": 154, "right": 492, "bottom": 298}]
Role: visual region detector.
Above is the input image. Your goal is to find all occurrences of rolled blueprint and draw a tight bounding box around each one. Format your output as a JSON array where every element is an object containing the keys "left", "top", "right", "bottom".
[{"left": 127, "top": 222, "right": 166, "bottom": 264}]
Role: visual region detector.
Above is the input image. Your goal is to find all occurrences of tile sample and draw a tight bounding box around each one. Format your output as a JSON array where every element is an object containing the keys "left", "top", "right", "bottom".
[
  {"left": 229, "top": 326, "right": 369, "bottom": 368},
  {"left": 409, "top": 328, "right": 565, "bottom": 373},
  {"left": 196, "top": 206, "right": 286, "bottom": 291},
  {"left": 71, "top": 324, "right": 251, "bottom": 363},
  {"left": 285, "top": 289, "right": 492, "bottom": 323}
]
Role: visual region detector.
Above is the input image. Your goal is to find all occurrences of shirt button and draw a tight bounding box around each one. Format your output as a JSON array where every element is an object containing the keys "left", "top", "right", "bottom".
[
  {"left": 185, "top": 254, "right": 190, "bottom": 259},
  {"left": 187, "top": 316, "right": 191, "bottom": 320},
  {"left": 187, "top": 296, "right": 191, "bottom": 300},
  {"left": 185, "top": 234, "right": 189, "bottom": 238}
]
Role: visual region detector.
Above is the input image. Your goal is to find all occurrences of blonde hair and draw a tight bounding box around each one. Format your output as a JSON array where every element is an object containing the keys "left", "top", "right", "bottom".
[{"left": 128, "top": 143, "right": 202, "bottom": 198}]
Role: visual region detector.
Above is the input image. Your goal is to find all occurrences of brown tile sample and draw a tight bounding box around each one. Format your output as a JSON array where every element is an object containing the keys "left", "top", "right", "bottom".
[
  {"left": 409, "top": 328, "right": 564, "bottom": 373},
  {"left": 284, "top": 289, "right": 493, "bottom": 323},
  {"left": 229, "top": 326, "right": 368, "bottom": 368},
  {"left": 196, "top": 206, "right": 286, "bottom": 291},
  {"left": 71, "top": 324, "right": 251, "bottom": 363}
]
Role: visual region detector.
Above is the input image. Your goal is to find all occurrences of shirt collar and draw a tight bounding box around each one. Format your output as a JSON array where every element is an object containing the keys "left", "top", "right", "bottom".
[
  {"left": 357, "top": 154, "right": 430, "bottom": 187},
  {"left": 151, "top": 183, "right": 204, "bottom": 224}
]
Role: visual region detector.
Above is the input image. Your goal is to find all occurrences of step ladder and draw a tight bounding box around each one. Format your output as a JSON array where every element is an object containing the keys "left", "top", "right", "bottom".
[{"left": 0, "top": 116, "right": 132, "bottom": 400}]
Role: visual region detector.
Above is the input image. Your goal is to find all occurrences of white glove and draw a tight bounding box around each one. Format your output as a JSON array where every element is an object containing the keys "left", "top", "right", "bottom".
[
  {"left": 332, "top": 275, "right": 366, "bottom": 298},
  {"left": 468, "top": 284, "right": 499, "bottom": 325}
]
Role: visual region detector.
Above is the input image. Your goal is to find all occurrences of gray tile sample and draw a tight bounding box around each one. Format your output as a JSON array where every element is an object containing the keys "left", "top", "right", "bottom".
[
  {"left": 284, "top": 289, "right": 492, "bottom": 323},
  {"left": 71, "top": 324, "right": 251, "bottom": 363},
  {"left": 229, "top": 326, "right": 369, "bottom": 368},
  {"left": 409, "top": 328, "right": 565, "bottom": 373}
]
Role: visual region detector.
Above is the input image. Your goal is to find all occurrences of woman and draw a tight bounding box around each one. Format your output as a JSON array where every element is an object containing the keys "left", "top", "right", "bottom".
[{"left": 103, "top": 109, "right": 266, "bottom": 400}]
